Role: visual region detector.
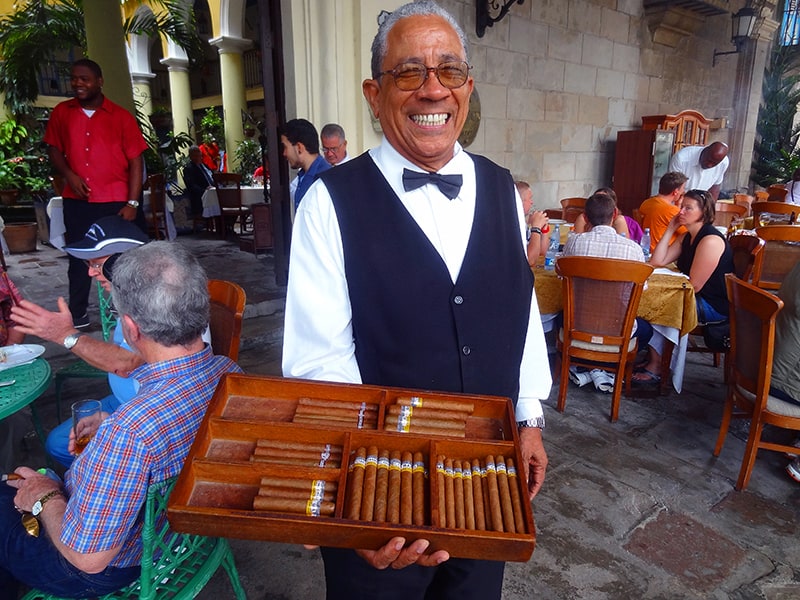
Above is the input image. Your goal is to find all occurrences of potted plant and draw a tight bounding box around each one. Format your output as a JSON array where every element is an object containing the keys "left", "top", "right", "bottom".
[{"left": 234, "top": 138, "right": 262, "bottom": 185}]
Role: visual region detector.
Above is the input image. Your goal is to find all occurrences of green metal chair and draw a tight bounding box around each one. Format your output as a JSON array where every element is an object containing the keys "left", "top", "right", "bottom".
[
  {"left": 54, "top": 280, "right": 117, "bottom": 421},
  {"left": 21, "top": 476, "right": 246, "bottom": 600}
]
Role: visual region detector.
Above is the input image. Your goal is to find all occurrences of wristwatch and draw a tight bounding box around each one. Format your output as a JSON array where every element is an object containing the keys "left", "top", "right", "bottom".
[
  {"left": 126, "top": 199, "right": 140, "bottom": 208},
  {"left": 517, "top": 417, "right": 545, "bottom": 429},
  {"left": 63, "top": 332, "right": 84, "bottom": 350},
  {"left": 32, "top": 490, "right": 64, "bottom": 516}
]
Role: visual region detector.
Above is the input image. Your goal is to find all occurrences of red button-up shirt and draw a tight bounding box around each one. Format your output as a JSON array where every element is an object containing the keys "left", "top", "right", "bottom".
[{"left": 44, "top": 96, "right": 148, "bottom": 203}]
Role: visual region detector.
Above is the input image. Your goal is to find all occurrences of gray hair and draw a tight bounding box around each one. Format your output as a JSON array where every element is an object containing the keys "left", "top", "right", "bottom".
[
  {"left": 111, "top": 241, "right": 209, "bottom": 347},
  {"left": 370, "top": 1, "right": 469, "bottom": 80},
  {"left": 320, "top": 123, "right": 346, "bottom": 141}
]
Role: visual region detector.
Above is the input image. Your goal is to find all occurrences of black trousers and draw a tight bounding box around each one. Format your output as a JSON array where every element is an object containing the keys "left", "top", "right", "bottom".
[
  {"left": 62, "top": 198, "right": 146, "bottom": 318},
  {"left": 320, "top": 547, "right": 505, "bottom": 600}
]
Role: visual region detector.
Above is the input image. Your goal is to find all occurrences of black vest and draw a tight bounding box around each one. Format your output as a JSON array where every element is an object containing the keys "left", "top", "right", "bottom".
[{"left": 320, "top": 152, "right": 532, "bottom": 403}]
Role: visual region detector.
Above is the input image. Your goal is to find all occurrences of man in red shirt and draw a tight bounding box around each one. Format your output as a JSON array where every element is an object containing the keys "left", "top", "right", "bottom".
[{"left": 44, "top": 59, "right": 149, "bottom": 329}]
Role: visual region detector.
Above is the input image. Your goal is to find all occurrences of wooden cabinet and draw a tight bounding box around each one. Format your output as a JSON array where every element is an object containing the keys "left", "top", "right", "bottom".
[
  {"left": 641, "top": 110, "right": 712, "bottom": 154},
  {"left": 612, "top": 129, "right": 674, "bottom": 216}
]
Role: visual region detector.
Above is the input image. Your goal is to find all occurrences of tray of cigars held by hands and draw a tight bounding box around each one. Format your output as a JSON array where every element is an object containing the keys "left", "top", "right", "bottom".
[{"left": 167, "top": 374, "right": 536, "bottom": 562}]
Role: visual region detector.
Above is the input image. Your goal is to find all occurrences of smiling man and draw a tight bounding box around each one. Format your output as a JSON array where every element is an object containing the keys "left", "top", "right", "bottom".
[
  {"left": 44, "top": 59, "right": 148, "bottom": 330},
  {"left": 282, "top": 2, "right": 550, "bottom": 599}
]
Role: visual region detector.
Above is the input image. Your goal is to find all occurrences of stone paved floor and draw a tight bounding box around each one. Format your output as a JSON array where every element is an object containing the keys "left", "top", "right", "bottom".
[{"left": 3, "top": 234, "right": 799, "bottom": 599}]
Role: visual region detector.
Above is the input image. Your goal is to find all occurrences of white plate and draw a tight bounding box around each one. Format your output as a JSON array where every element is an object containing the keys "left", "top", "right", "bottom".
[
  {"left": 548, "top": 219, "right": 566, "bottom": 225},
  {"left": 0, "top": 344, "right": 45, "bottom": 370}
]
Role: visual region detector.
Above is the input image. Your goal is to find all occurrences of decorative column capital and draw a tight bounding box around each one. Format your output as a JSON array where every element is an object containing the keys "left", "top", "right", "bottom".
[
  {"left": 209, "top": 35, "right": 253, "bottom": 55},
  {"left": 130, "top": 71, "right": 156, "bottom": 84},
  {"left": 160, "top": 56, "right": 190, "bottom": 72}
]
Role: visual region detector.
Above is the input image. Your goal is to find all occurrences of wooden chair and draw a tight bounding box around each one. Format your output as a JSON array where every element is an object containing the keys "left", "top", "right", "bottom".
[
  {"left": 712, "top": 274, "right": 794, "bottom": 491},
  {"left": 767, "top": 184, "right": 789, "bottom": 202},
  {"left": 208, "top": 279, "right": 246, "bottom": 361},
  {"left": 145, "top": 173, "right": 169, "bottom": 240},
  {"left": 559, "top": 197, "right": 586, "bottom": 224},
  {"left": 753, "top": 190, "right": 769, "bottom": 202},
  {"left": 733, "top": 193, "right": 754, "bottom": 217},
  {"left": 751, "top": 225, "right": 800, "bottom": 291},
  {"left": 22, "top": 477, "right": 246, "bottom": 600},
  {"left": 555, "top": 256, "right": 653, "bottom": 422},
  {"left": 211, "top": 173, "right": 250, "bottom": 239},
  {"left": 713, "top": 202, "right": 747, "bottom": 230},
  {"left": 751, "top": 201, "right": 796, "bottom": 227}
]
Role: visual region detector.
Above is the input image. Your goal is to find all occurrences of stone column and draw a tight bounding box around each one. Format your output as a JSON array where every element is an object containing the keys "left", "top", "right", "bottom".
[
  {"left": 209, "top": 35, "right": 252, "bottom": 171},
  {"left": 160, "top": 55, "right": 193, "bottom": 141},
  {"left": 131, "top": 72, "right": 156, "bottom": 117}
]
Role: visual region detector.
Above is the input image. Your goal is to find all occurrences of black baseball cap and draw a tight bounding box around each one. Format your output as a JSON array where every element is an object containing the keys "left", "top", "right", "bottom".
[{"left": 64, "top": 216, "right": 148, "bottom": 260}]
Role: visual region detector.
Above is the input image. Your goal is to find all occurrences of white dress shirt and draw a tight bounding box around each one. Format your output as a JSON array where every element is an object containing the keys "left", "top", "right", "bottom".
[{"left": 282, "top": 138, "right": 550, "bottom": 423}]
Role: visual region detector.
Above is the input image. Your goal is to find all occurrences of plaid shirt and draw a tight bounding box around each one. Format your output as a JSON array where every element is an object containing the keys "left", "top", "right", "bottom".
[
  {"left": 562, "top": 225, "right": 645, "bottom": 262},
  {"left": 62, "top": 345, "right": 241, "bottom": 567}
]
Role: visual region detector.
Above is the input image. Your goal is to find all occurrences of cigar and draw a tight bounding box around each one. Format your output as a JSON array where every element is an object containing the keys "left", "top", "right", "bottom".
[
  {"left": 384, "top": 414, "right": 466, "bottom": 431},
  {"left": 293, "top": 414, "right": 376, "bottom": 426},
  {"left": 453, "top": 460, "right": 465, "bottom": 529},
  {"left": 396, "top": 396, "right": 474, "bottom": 413},
  {"left": 259, "top": 476, "right": 337, "bottom": 492},
  {"left": 1, "top": 473, "right": 23, "bottom": 482},
  {"left": 384, "top": 421, "right": 466, "bottom": 437},
  {"left": 444, "top": 458, "right": 456, "bottom": 528},
  {"left": 485, "top": 456, "right": 504, "bottom": 532},
  {"left": 374, "top": 449, "right": 390, "bottom": 522},
  {"left": 436, "top": 456, "right": 447, "bottom": 527},
  {"left": 295, "top": 404, "right": 379, "bottom": 420},
  {"left": 256, "top": 439, "right": 344, "bottom": 454},
  {"left": 345, "top": 447, "right": 366, "bottom": 520},
  {"left": 258, "top": 487, "right": 337, "bottom": 503},
  {"left": 252, "top": 496, "right": 335, "bottom": 517},
  {"left": 250, "top": 455, "right": 341, "bottom": 468},
  {"left": 298, "top": 397, "right": 378, "bottom": 412},
  {"left": 494, "top": 455, "right": 516, "bottom": 534},
  {"left": 472, "top": 459, "right": 486, "bottom": 531},
  {"left": 462, "top": 460, "right": 475, "bottom": 530},
  {"left": 253, "top": 445, "right": 343, "bottom": 459},
  {"left": 360, "top": 447, "right": 379, "bottom": 521},
  {"left": 412, "top": 451, "right": 426, "bottom": 526},
  {"left": 400, "top": 451, "right": 413, "bottom": 525},
  {"left": 505, "top": 458, "right": 526, "bottom": 533},
  {"left": 387, "top": 405, "right": 471, "bottom": 421},
  {"left": 387, "top": 451, "right": 402, "bottom": 524}
]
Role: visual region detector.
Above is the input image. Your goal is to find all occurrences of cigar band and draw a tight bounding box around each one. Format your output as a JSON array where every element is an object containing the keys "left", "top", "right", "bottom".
[
  {"left": 453, "top": 466, "right": 463, "bottom": 480},
  {"left": 495, "top": 462, "right": 507, "bottom": 476},
  {"left": 366, "top": 454, "right": 378, "bottom": 467},
  {"left": 390, "top": 458, "right": 402, "bottom": 471},
  {"left": 378, "top": 456, "right": 390, "bottom": 469},
  {"left": 310, "top": 480, "right": 327, "bottom": 495},
  {"left": 401, "top": 460, "right": 413, "bottom": 472},
  {"left": 507, "top": 466, "right": 517, "bottom": 477},
  {"left": 412, "top": 461, "right": 425, "bottom": 475},
  {"left": 462, "top": 468, "right": 472, "bottom": 481},
  {"left": 485, "top": 463, "right": 496, "bottom": 475},
  {"left": 353, "top": 455, "right": 367, "bottom": 469},
  {"left": 472, "top": 464, "right": 482, "bottom": 477},
  {"left": 444, "top": 463, "right": 454, "bottom": 477},
  {"left": 409, "top": 396, "right": 424, "bottom": 407},
  {"left": 305, "top": 497, "right": 322, "bottom": 517},
  {"left": 398, "top": 405, "right": 413, "bottom": 420},
  {"left": 436, "top": 461, "right": 445, "bottom": 474}
]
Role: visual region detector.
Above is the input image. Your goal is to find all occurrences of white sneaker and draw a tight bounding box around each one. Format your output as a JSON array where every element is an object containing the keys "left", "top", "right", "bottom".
[
  {"left": 590, "top": 369, "right": 615, "bottom": 393},
  {"left": 784, "top": 437, "right": 800, "bottom": 460},
  {"left": 569, "top": 366, "right": 592, "bottom": 387},
  {"left": 786, "top": 458, "right": 800, "bottom": 484}
]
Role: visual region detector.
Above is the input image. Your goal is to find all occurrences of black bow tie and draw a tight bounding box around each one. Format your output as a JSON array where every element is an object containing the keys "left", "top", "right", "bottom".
[{"left": 402, "top": 169, "right": 463, "bottom": 200}]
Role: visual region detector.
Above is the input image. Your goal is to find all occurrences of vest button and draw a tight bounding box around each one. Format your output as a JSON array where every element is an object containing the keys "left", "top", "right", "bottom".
[
  {"left": 454, "top": 295, "right": 463, "bottom": 305},
  {"left": 462, "top": 345, "right": 471, "bottom": 355}
]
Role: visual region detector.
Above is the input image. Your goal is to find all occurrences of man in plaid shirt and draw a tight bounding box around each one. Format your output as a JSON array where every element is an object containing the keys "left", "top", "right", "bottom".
[{"left": 1, "top": 242, "right": 242, "bottom": 599}]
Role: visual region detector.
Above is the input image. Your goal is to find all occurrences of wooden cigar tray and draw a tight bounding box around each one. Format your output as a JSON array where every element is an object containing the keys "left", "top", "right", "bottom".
[{"left": 168, "top": 374, "right": 536, "bottom": 562}]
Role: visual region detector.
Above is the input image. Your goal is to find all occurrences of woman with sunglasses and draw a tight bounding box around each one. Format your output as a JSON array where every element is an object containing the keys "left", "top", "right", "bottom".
[{"left": 632, "top": 189, "right": 734, "bottom": 385}]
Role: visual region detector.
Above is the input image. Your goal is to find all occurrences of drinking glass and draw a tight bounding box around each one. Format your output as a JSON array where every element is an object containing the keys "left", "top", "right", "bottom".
[{"left": 72, "top": 399, "right": 102, "bottom": 455}]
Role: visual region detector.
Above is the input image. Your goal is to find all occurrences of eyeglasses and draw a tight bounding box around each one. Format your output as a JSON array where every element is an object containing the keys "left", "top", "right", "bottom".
[
  {"left": 322, "top": 143, "right": 344, "bottom": 154},
  {"left": 377, "top": 61, "right": 471, "bottom": 91},
  {"left": 84, "top": 260, "right": 105, "bottom": 271}
]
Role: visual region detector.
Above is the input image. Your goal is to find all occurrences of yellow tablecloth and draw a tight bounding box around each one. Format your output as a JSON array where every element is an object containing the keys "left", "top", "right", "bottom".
[{"left": 533, "top": 268, "right": 698, "bottom": 336}]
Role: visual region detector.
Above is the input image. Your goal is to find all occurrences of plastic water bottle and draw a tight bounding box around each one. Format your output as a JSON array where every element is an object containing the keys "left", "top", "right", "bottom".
[
  {"left": 544, "top": 224, "right": 560, "bottom": 271},
  {"left": 640, "top": 228, "right": 651, "bottom": 261}
]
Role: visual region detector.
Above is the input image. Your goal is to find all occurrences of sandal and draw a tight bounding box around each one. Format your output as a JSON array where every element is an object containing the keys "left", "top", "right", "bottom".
[
  {"left": 569, "top": 366, "right": 593, "bottom": 387},
  {"left": 590, "top": 369, "right": 615, "bottom": 393},
  {"left": 632, "top": 368, "right": 661, "bottom": 385}
]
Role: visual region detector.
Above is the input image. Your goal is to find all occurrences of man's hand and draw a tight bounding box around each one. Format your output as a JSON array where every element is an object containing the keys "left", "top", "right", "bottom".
[
  {"left": 518, "top": 427, "right": 547, "bottom": 499},
  {"left": 305, "top": 538, "right": 449, "bottom": 570},
  {"left": 118, "top": 204, "right": 137, "bottom": 221},
  {"left": 6, "top": 467, "right": 61, "bottom": 512},
  {"left": 11, "top": 297, "right": 75, "bottom": 345},
  {"left": 65, "top": 172, "right": 90, "bottom": 198}
]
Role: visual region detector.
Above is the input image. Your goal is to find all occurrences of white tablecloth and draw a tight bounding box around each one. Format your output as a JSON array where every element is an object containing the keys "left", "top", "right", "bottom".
[
  {"left": 48, "top": 195, "right": 175, "bottom": 248},
  {"left": 201, "top": 186, "right": 267, "bottom": 218}
]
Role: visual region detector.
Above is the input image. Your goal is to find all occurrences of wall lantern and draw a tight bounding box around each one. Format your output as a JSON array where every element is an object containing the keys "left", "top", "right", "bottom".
[
  {"left": 476, "top": 0, "right": 525, "bottom": 38},
  {"left": 712, "top": 7, "right": 758, "bottom": 67}
]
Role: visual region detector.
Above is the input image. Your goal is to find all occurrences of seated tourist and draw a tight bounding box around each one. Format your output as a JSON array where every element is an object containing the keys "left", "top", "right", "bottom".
[
  {"left": 515, "top": 180, "right": 550, "bottom": 265},
  {"left": 633, "top": 189, "right": 734, "bottom": 385},
  {"left": 573, "top": 187, "right": 632, "bottom": 240},
  {"left": 1, "top": 241, "right": 242, "bottom": 598},
  {"left": 562, "top": 192, "right": 652, "bottom": 391},
  {"left": 0, "top": 270, "right": 25, "bottom": 471},
  {"left": 768, "top": 262, "right": 800, "bottom": 483},
  {"left": 639, "top": 172, "right": 688, "bottom": 254}
]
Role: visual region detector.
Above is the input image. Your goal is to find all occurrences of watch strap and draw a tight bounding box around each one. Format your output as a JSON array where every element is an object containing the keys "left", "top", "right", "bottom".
[
  {"left": 127, "top": 199, "right": 140, "bottom": 208},
  {"left": 33, "top": 489, "right": 64, "bottom": 516},
  {"left": 63, "top": 332, "right": 84, "bottom": 350},
  {"left": 517, "top": 417, "right": 545, "bottom": 429}
]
